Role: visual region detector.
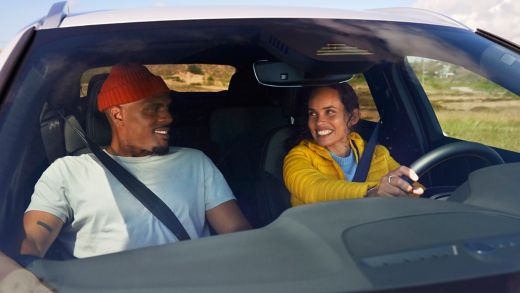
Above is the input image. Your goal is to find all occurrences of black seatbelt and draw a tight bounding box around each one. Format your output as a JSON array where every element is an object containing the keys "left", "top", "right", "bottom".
[
  {"left": 352, "top": 121, "right": 381, "bottom": 182},
  {"left": 61, "top": 112, "right": 191, "bottom": 241}
]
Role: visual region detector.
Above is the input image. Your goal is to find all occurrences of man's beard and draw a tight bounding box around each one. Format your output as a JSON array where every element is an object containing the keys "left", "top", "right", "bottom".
[{"left": 151, "top": 146, "right": 169, "bottom": 156}]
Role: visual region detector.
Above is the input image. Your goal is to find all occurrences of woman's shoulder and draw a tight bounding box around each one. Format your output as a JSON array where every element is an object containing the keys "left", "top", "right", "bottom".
[
  {"left": 285, "top": 140, "right": 322, "bottom": 162},
  {"left": 374, "top": 144, "right": 391, "bottom": 154},
  {"left": 287, "top": 140, "right": 325, "bottom": 155}
]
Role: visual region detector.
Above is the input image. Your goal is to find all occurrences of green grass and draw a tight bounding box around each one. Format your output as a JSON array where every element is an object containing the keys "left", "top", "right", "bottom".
[
  {"left": 437, "top": 110, "right": 520, "bottom": 152},
  {"left": 352, "top": 74, "right": 520, "bottom": 152}
]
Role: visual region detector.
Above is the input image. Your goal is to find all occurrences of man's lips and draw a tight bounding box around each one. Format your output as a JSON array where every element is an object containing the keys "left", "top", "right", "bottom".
[{"left": 153, "top": 127, "right": 170, "bottom": 135}]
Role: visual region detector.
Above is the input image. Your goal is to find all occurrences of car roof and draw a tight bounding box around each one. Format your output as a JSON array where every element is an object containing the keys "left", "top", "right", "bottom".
[{"left": 41, "top": 4, "right": 469, "bottom": 30}]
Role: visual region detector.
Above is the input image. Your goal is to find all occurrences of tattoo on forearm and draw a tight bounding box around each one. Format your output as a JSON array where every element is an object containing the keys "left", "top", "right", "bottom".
[{"left": 37, "top": 221, "right": 53, "bottom": 233}]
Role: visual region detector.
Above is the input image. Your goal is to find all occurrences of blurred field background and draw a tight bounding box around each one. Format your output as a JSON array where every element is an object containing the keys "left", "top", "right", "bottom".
[
  {"left": 410, "top": 59, "right": 520, "bottom": 152},
  {"left": 351, "top": 59, "right": 520, "bottom": 152}
]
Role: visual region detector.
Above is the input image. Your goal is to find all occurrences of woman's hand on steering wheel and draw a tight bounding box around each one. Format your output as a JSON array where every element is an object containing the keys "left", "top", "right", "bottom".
[{"left": 367, "top": 166, "right": 424, "bottom": 197}]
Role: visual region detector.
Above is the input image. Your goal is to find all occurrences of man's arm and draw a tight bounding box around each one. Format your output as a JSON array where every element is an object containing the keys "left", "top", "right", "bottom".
[
  {"left": 206, "top": 200, "right": 251, "bottom": 234},
  {"left": 20, "top": 211, "right": 64, "bottom": 257}
]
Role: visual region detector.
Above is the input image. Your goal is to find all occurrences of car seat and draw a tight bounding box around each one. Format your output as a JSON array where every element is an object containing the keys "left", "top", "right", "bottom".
[
  {"left": 40, "top": 97, "right": 90, "bottom": 163},
  {"left": 209, "top": 68, "right": 290, "bottom": 227},
  {"left": 39, "top": 72, "right": 113, "bottom": 166},
  {"left": 85, "top": 73, "right": 111, "bottom": 146},
  {"left": 255, "top": 125, "right": 294, "bottom": 226}
]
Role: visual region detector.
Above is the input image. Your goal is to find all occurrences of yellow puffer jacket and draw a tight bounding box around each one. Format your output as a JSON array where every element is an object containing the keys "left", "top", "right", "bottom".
[{"left": 283, "top": 132, "right": 400, "bottom": 206}]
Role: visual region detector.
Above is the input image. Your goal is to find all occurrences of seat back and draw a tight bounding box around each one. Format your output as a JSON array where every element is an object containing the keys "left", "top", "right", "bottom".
[
  {"left": 254, "top": 125, "right": 294, "bottom": 226},
  {"left": 39, "top": 72, "right": 114, "bottom": 164},
  {"left": 208, "top": 67, "right": 296, "bottom": 225},
  {"left": 209, "top": 106, "right": 288, "bottom": 226},
  {"left": 40, "top": 99, "right": 89, "bottom": 163},
  {"left": 262, "top": 126, "right": 294, "bottom": 182}
]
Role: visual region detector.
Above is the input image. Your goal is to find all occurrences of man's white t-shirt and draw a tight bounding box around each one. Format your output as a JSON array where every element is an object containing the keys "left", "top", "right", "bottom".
[{"left": 26, "top": 147, "right": 235, "bottom": 258}]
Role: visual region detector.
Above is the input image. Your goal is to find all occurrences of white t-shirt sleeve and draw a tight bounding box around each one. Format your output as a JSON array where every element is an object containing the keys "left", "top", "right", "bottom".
[
  {"left": 26, "top": 159, "right": 71, "bottom": 223},
  {"left": 200, "top": 153, "right": 235, "bottom": 210}
]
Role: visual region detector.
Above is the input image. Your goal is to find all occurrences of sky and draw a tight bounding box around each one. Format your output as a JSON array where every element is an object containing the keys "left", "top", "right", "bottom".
[{"left": 1, "top": 0, "right": 519, "bottom": 48}]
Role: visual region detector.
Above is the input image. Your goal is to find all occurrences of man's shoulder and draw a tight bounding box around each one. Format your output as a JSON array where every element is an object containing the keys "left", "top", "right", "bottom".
[
  {"left": 39, "top": 154, "right": 98, "bottom": 180},
  {"left": 51, "top": 153, "right": 97, "bottom": 166},
  {"left": 163, "top": 147, "right": 217, "bottom": 171},
  {"left": 165, "top": 147, "right": 213, "bottom": 163},
  {"left": 168, "top": 146, "right": 205, "bottom": 157}
]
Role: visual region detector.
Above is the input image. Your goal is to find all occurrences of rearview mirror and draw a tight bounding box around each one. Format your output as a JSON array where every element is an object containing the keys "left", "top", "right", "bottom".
[{"left": 253, "top": 61, "right": 352, "bottom": 87}]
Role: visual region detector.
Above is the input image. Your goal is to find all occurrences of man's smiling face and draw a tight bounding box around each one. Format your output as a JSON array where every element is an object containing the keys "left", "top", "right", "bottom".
[{"left": 116, "top": 93, "right": 173, "bottom": 156}]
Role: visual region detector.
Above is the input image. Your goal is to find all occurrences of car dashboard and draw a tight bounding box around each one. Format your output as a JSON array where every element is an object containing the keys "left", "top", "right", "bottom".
[{"left": 26, "top": 163, "right": 520, "bottom": 292}]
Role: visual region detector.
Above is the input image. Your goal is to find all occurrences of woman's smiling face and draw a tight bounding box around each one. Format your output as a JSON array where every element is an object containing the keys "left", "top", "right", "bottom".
[{"left": 307, "top": 87, "right": 358, "bottom": 156}]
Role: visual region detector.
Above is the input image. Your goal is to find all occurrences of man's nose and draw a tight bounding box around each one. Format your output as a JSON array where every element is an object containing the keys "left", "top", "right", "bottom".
[{"left": 159, "top": 108, "right": 173, "bottom": 124}]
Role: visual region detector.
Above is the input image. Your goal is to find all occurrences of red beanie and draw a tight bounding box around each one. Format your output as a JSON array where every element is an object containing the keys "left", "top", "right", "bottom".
[{"left": 97, "top": 63, "right": 170, "bottom": 112}]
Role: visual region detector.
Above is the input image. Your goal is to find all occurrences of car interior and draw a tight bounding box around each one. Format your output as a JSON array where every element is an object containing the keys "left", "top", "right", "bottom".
[
  {"left": 2, "top": 18, "right": 518, "bottom": 254},
  {"left": 1, "top": 11, "right": 520, "bottom": 291}
]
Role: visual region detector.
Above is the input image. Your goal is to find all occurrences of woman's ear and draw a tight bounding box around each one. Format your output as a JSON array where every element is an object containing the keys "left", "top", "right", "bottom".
[{"left": 347, "top": 108, "right": 360, "bottom": 128}]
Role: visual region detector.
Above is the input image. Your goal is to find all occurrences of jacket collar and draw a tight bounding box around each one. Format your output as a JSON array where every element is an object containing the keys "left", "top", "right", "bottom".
[{"left": 301, "top": 131, "right": 366, "bottom": 163}]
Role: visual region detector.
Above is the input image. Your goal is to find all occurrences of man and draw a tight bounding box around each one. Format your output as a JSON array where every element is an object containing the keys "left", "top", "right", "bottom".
[{"left": 20, "top": 63, "right": 251, "bottom": 259}]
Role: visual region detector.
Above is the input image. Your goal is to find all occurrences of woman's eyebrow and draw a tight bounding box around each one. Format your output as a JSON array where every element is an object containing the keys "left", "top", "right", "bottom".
[
  {"left": 322, "top": 105, "right": 336, "bottom": 110},
  {"left": 308, "top": 105, "right": 336, "bottom": 111}
]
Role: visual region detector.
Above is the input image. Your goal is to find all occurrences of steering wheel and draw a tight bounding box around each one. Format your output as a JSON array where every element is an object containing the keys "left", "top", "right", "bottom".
[{"left": 404, "top": 141, "right": 505, "bottom": 198}]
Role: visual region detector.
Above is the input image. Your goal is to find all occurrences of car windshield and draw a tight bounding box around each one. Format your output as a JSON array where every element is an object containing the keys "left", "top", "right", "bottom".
[{"left": 1, "top": 14, "right": 520, "bottom": 292}]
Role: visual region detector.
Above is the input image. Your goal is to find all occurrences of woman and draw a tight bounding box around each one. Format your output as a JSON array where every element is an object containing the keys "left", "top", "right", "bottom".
[{"left": 283, "top": 84, "right": 423, "bottom": 206}]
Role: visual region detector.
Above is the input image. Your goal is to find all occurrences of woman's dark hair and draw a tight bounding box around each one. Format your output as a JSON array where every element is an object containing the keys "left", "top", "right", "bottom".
[
  {"left": 287, "top": 83, "right": 360, "bottom": 148},
  {"left": 317, "top": 83, "right": 360, "bottom": 115}
]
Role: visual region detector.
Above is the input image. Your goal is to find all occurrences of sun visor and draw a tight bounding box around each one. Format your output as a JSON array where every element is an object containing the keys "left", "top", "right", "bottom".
[{"left": 258, "top": 25, "right": 380, "bottom": 76}]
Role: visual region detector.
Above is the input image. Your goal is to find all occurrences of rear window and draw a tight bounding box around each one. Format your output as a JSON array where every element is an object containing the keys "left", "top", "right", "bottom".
[{"left": 80, "top": 64, "right": 236, "bottom": 96}]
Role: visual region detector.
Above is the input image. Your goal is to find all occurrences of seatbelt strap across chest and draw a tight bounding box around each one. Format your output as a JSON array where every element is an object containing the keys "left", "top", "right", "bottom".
[
  {"left": 61, "top": 112, "right": 191, "bottom": 241},
  {"left": 351, "top": 121, "right": 381, "bottom": 182}
]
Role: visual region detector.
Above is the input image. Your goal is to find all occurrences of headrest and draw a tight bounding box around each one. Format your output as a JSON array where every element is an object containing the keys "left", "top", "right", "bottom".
[
  {"left": 227, "top": 67, "right": 266, "bottom": 105},
  {"left": 209, "top": 107, "right": 287, "bottom": 150},
  {"left": 85, "top": 74, "right": 111, "bottom": 146},
  {"left": 40, "top": 102, "right": 89, "bottom": 163}
]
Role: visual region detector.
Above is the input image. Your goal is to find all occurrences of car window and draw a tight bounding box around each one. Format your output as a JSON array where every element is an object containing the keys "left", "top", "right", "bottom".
[
  {"left": 406, "top": 56, "right": 520, "bottom": 152},
  {"left": 349, "top": 74, "right": 379, "bottom": 122},
  {"left": 81, "top": 64, "right": 236, "bottom": 96}
]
